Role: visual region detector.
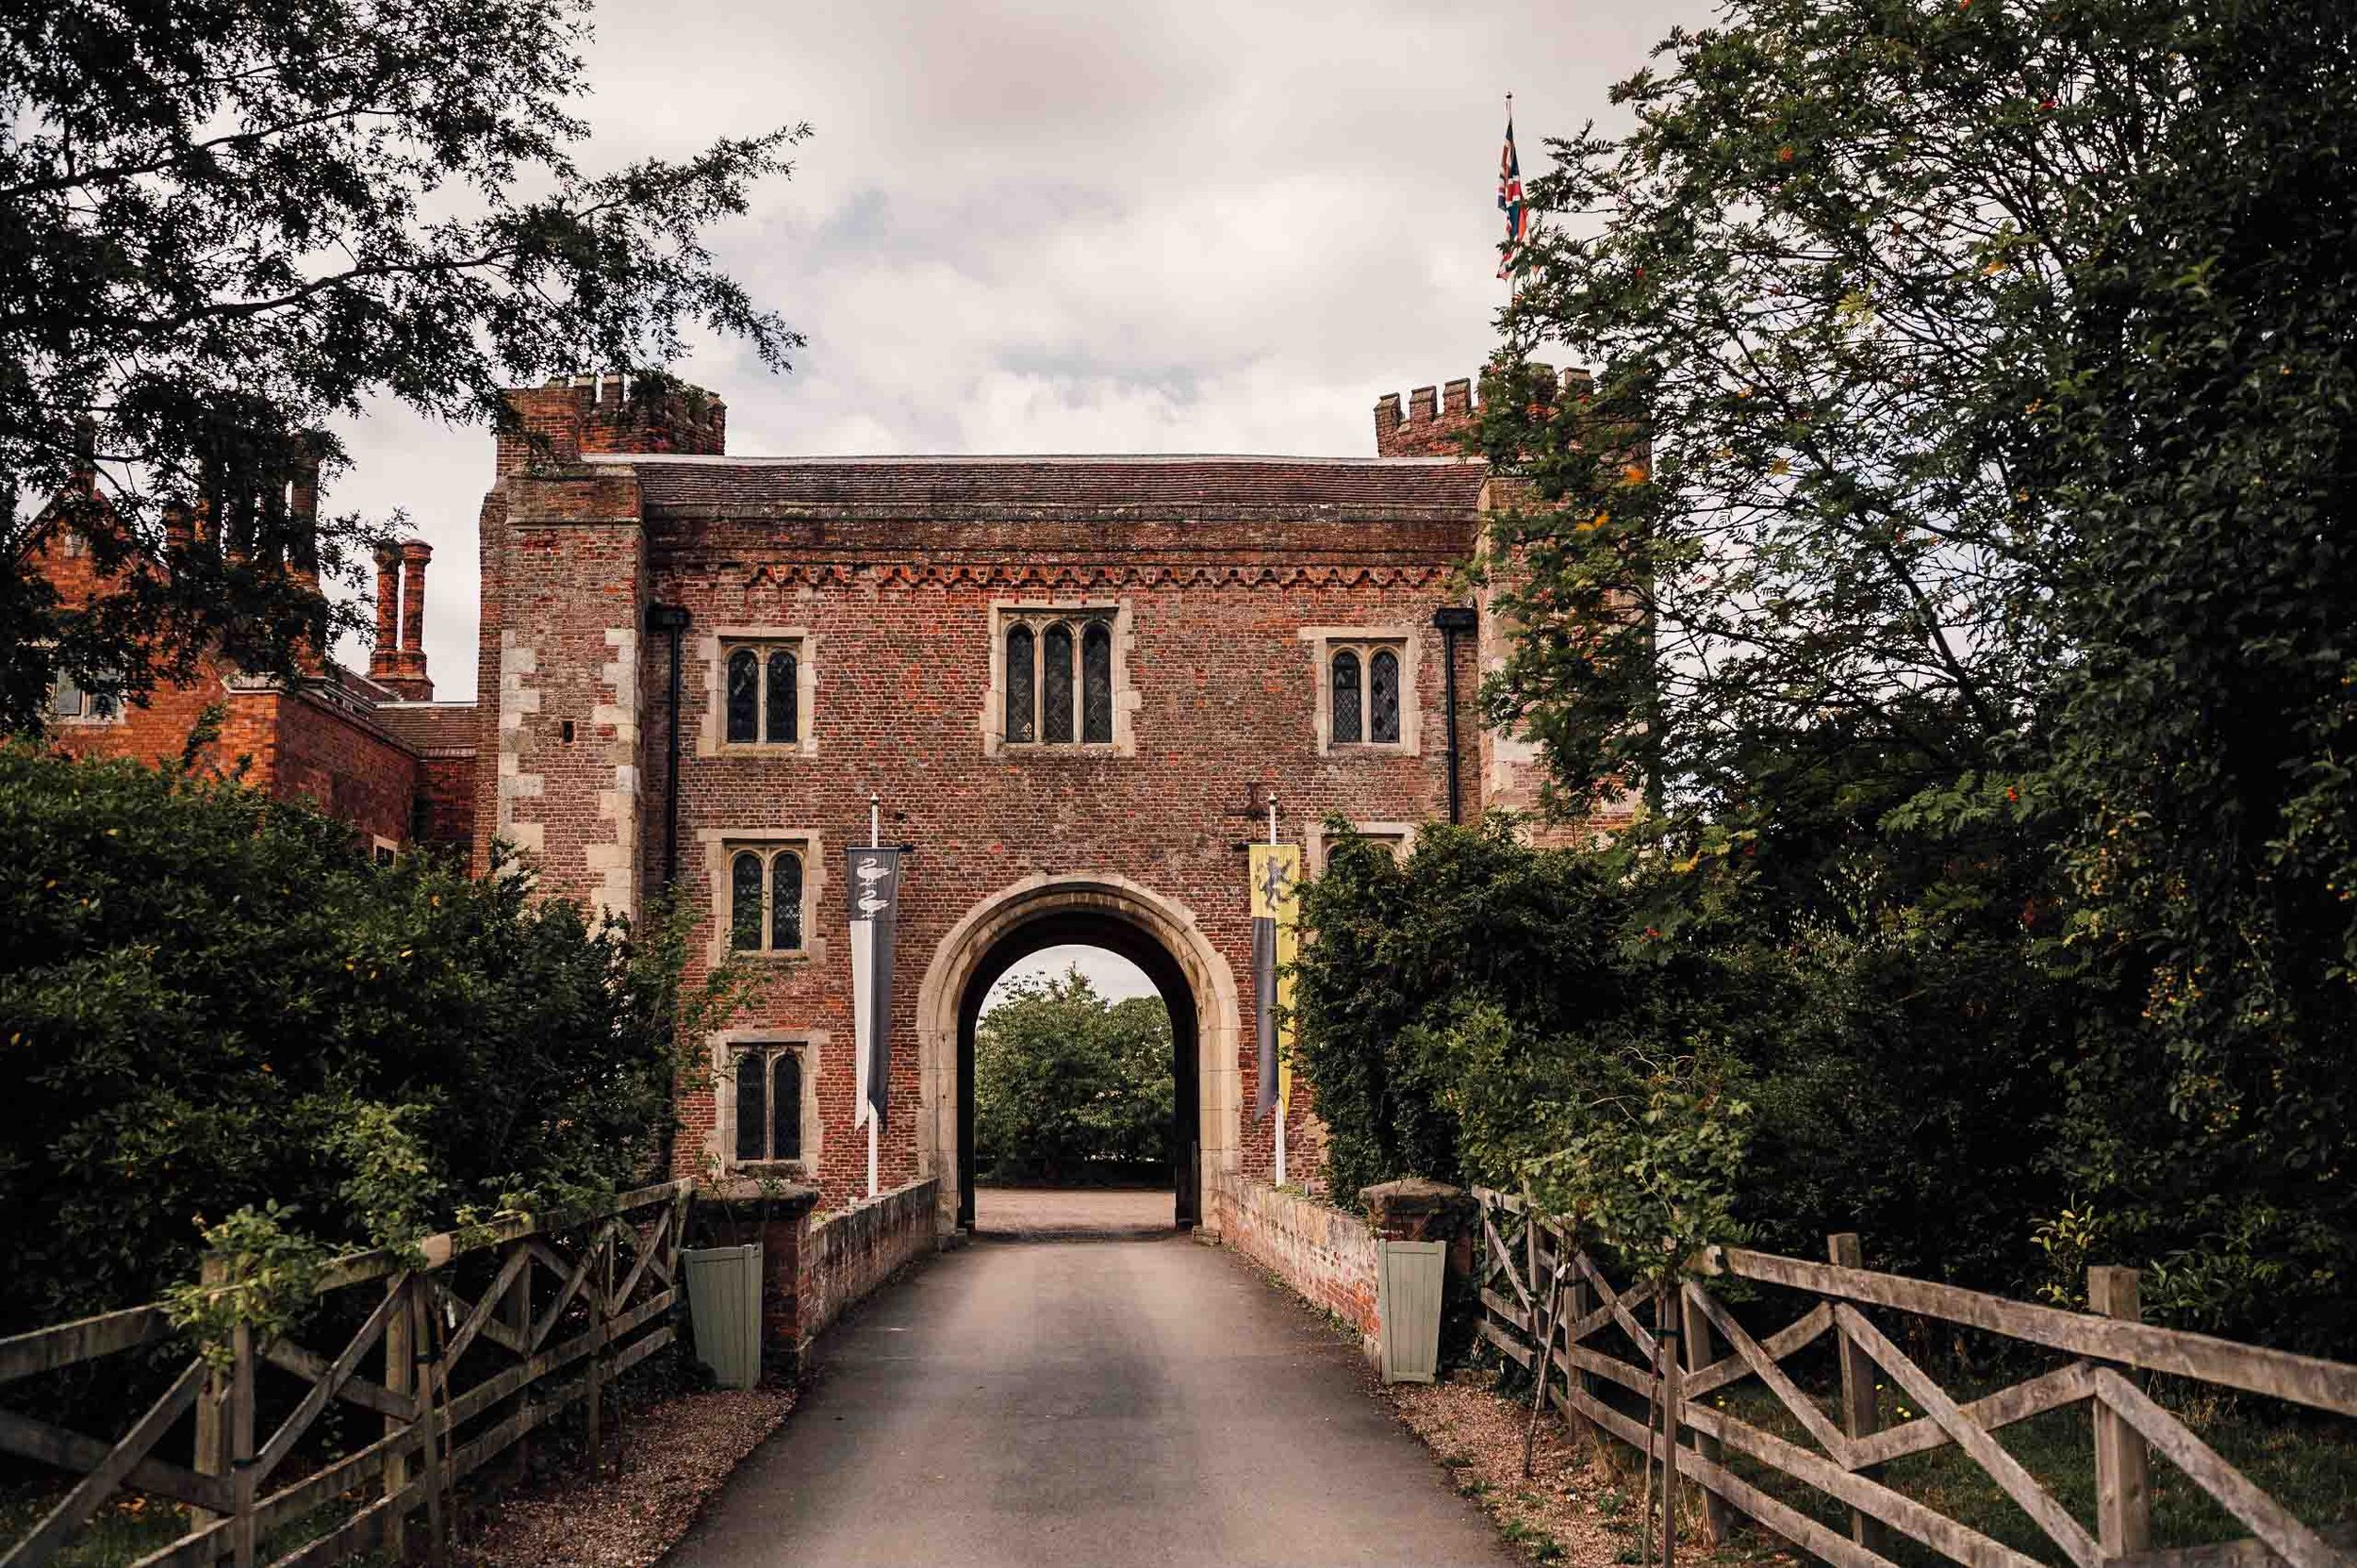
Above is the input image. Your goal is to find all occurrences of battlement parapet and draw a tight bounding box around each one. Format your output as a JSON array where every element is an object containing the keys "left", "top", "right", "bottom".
[
  {"left": 1372, "top": 365, "right": 1593, "bottom": 456},
  {"left": 497, "top": 371, "right": 727, "bottom": 476}
]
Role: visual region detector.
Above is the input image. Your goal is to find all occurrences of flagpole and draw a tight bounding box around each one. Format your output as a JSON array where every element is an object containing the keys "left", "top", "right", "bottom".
[
  {"left": 1268, "top": 792, "right": 1285, "bottom": 1190},
  {"left": 867, "top": 790, "right": 881, "bottom": 1200}
]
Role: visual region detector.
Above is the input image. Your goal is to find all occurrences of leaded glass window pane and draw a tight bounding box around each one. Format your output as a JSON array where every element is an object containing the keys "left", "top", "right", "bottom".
[
  {"left": 1080, "top": 621, "right": 1113, "bottom": 743},
  {"left": 725, "top": 649, "right": 758, "bottom": 743},
  {"left": 1331, "top": 650, "right": 1362, "bottom": 744},
  {"left": 1006, "top": 625, "right": 1035, "bottom": 743},
  {"left": 1370, "top": 649, "right": 1401, "bottom": 744},
  {"left": 50, "top": 673, "right": 83, "bottom": 718},
  {"left": 734, "top": 1051, "right": 766, "bottom": 1162},
  {"left": 772, "top": 1055, "right": 801, "bottom": 1161},
  {"left": 730, "top": 851, "right": 764, "bottom": 950},
  {"left": 1042, "top": 623, "right": 1074, "bottom": 744},
  {"left": 771, "top": 850, "right": 804, "bottom": 951},
  {"left": 766, "top": 650, "right": 798, "bottom": 743}
]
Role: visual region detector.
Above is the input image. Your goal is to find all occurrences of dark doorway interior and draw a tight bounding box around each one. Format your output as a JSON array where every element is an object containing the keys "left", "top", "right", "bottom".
[{"left": 956, "top": 911, "right": 1200, "bottom": 1231}]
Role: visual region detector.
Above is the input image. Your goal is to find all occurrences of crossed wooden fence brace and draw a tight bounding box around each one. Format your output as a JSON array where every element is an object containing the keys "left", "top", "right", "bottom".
[
  {"left": 1471, "top": 1187, "right": 2357, "bottom": 1568},
  {"left": 0, "top": 1179, "right": 693, "bottom": 1568}
]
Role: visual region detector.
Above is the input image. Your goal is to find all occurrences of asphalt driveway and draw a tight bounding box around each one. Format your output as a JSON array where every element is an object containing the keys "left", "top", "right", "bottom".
[{"left": 662, "top": 1225, "right": 1513, "bottom": 1567}]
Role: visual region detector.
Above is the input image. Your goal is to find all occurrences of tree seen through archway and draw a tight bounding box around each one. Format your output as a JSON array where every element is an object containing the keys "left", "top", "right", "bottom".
[{"left": 973, "top": 956, "right": 1173, "bottom": 1187}]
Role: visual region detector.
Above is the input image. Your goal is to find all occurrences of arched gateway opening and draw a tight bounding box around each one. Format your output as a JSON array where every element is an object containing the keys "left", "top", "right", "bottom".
[{"left": 915, "top": 874, "right": 1242, "bottom": 1234}]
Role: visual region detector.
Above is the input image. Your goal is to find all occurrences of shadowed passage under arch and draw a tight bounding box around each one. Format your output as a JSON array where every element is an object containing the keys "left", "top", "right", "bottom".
[{"left": 956, "top": 910, "right": 1201, "bottom": 1231}]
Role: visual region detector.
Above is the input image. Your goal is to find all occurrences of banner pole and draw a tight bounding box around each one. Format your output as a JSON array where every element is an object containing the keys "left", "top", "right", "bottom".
[
  {"left": 1269, "top": 792, "right": 1286, "bottom": 1189},
  {"left": 868, "top": 791, "right": 882, "bottom": 1199}
]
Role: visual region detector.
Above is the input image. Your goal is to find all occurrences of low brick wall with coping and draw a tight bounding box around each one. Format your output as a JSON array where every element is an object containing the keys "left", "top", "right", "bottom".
[
  {"left": 1207, "top": 1175, "right": 1380, "bottom": 1356},
  {"left": 750, "top": 1176, "right": 940, "bottom": 1375}
]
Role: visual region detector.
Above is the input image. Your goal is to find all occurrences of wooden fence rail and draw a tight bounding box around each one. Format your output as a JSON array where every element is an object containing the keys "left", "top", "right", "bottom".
[
  {"left": 1471, "top": 1187, "right": 2356, "bottom": 1568},
  {"left": 0, "top": 1179, "right": 693, "bottom": 1568}
]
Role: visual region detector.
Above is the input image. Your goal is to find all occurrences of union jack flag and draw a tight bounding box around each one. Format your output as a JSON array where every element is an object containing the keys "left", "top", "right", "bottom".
[{"left": 1497, "top": 105, "right": 1531, "bottom": 280}]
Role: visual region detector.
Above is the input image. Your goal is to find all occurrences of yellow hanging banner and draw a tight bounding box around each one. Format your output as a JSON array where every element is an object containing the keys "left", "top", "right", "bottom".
[{"left": 1249, "top": 843, "right": 1303, "bottom": 1115}]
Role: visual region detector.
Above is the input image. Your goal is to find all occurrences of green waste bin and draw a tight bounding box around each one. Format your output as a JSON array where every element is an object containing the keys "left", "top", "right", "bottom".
[
  {"left": 1377, "top": 1239, "right": 1447, "bottom": 1383},
  {"left": 683, "top": 1243, "right": 764, "bottom": 1390}
]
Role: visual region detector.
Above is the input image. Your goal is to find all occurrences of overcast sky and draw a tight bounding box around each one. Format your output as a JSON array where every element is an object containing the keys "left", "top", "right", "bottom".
[{"left": 325, "top": 0, "right": 1711, "bottom": 694}]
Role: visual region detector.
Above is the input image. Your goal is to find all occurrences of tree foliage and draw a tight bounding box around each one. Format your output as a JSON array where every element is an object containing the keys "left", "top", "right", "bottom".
[
  {"left": 1431, "top": 0, "right": 2357, "bottom": 1350},
  {"left": 0, "top": 744, "right": 732, "bottom": 1331},
  {"left": 1295, "top": 818, "right": 2056, "bottom": 1290},
  {"left": 0, "top": 0, "right": 805, "bottom": 730},
  {"left": 973, "top": 968, "right": 1174, "bottom": 1184}
]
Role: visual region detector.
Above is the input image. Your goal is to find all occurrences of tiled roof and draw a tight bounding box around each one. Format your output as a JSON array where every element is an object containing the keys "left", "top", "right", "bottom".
[
  {"left": 611, "top": 455, "right": 1489, "bottom": 521},
  {"left": 371, "top": 702, "right": 479, "bottom": 753}
]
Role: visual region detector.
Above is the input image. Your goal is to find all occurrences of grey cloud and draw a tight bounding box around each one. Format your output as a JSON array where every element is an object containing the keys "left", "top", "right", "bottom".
[{"left": 325, "top": 0, "right": 1716, "bottom": 690}]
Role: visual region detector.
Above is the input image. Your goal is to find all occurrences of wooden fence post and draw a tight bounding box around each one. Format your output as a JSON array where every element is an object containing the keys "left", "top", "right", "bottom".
[
  {"left": 503, "top": 1238, "right": 533, "bottom": 1480},
  {"left": 2090, "top": 1265, "right": 2152, "bottom": 1560},
  {"left": 415, "top": 1284, "right": 448, "bottom": 1565},
  {"left": 1680, "top": 1279, "right": 1732, "bottom": 1545},
  {"left": 1565, "top": 1263, "right": 1599, "bottom": 1454},
  {"left": 1656, "top": 1285, "right": 1680, "bottom": 1568},
  {"left": 585, "top": 1224, "right": 611, "bottom": 1474},
  {"left": 230, "top": 1315, "right": 255, "bottom": 1568},
  {"left": 1829, "top": 1233, "right": 1891, "bottom": 1556},
  {"left": 383, "top": 1275, "right": 413, "bottom": 1558},
  {"left": 191, "top": 1256, "right": 230, "bottom": 1536}
]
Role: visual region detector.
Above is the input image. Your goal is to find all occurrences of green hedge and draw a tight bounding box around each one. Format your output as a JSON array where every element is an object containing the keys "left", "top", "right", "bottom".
[{"left": 0, "top": 744, "right": 713, "bottom": 1332}]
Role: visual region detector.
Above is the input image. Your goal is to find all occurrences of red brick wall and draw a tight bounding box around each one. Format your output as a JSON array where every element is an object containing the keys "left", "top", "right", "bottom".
[
  {"left": 1211, "top": 1177, "right": 1380, "bottom": 1353},
  {"left": 265, "top": 695, "right": 420, "bottom": 847},
  {"left": 415, "top": 751, "right": 477, "bottom": 850},
  {"left": 635, "top": 542, "right": 1476, "bottom": 1211}
]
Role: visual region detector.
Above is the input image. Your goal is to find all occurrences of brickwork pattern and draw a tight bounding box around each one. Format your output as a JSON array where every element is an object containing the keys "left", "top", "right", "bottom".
[
  {"left": 638, "top": 534, "right": 1477, "bottom": 1211},
  {"left": 1209, "top": 1176, "right": 1380, "bottom": 1353}
]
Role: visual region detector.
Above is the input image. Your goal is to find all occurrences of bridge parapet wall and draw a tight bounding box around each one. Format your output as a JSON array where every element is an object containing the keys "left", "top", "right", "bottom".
[
  {"left": 755, "top": 1178, "right": 941, "bottom": 1374},
  {"left": 1209, "top": 1175, "right": 1379, "bottom": 1358}
]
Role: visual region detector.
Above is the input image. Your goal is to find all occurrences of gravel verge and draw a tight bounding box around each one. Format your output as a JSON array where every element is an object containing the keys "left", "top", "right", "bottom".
[{"left": 453, "top": 1387, "right": 795, "bottom": 1568}]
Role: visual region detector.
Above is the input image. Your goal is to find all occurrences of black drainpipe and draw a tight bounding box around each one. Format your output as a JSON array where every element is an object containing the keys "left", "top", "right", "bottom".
[
  {"left": 1433, "top": 605, "right": 1477, "bottom": 824},
  {"left": 645, "top": 603, "right": 692, "bottom": 890}
]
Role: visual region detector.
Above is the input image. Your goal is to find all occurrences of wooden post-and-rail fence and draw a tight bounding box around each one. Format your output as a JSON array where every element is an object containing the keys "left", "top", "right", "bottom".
[
  {"left": 1472, "top": 1186, "right": 2357, "bottom": 1568},
  {"left": 0, "top": 1179, "right": 694, "bottom": 1568}
]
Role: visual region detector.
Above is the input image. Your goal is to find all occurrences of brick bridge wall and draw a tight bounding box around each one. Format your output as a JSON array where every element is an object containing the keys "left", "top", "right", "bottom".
[{"left": 1209, "top": 1177, "right": 1380, "bottom": 1355}]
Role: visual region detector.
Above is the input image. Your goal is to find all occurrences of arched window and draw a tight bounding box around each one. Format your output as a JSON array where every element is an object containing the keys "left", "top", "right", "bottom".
[
  {"left": 766, "top": 649, "right": 798, "bottom": 743},
  {"left": 771, "top": 1054, "right": 802, "bottom": 1160},
  {"left": 725, "top": 649, "right": 759, "bottom": 744},
  {"left": 729, "top": 850, "right": 764, "bottom": 949},
  {"left": 734, "top": 1052, "right": 766, "bottom": 1163},
  {"left": 1005, "top": 624, "right": 1035, "bottom": 743},
  {"left": 1331, "top": 650, "right": 1362, "bottom": 744},
  {"left": 1081, "top": 621, "right": 1113, "bottom": 744},
  {"left": 770, "top": 850, "right": 804, "bottom": 951},
  {"left": 1369, "top": 649, "right": 1401, "bottom": 744},
  {"left": 1042, "top": 622, "right": 1075, "bottom": 743}
]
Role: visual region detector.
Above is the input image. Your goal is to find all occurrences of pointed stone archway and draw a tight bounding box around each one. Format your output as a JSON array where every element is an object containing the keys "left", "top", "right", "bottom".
[{"left": 914, "top": 872, "right": 1242, "bottom": 1234}]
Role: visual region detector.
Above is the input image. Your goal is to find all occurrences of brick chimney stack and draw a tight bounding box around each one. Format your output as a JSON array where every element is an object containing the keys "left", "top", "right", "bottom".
[{"left": 368, "top": 537, "right": 436, "bottom": 701}]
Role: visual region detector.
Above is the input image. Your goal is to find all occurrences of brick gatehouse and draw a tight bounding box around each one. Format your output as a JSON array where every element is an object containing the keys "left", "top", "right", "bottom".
[{"left": 463, "top": 371, "right": 1609, "bottom": 1233}]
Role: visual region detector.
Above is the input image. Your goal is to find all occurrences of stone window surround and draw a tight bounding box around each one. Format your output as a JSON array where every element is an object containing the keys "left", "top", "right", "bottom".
[
  {"left": 45, "top": 659, "right": 127, "bottom": 726},
  {"left": 700, "top": 827, "right": 827, "bottom": 968},
  {"left": 981, "top": 599, "right": 1139, "bottom": 757},
  {"left": 1298, "top": 626, "right": 1422, "bottom": 756},
  {"left": 1306, "top": 819, "right": 1419, "bottom": 875},
  {"left": 709, "top": 1027, "right": 825, "bottom": 1179},
  {"left": 696, "top": 625, "right": 819, "bottom": 758}
]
